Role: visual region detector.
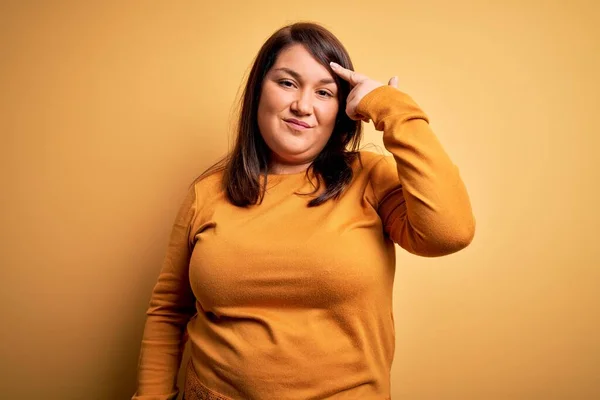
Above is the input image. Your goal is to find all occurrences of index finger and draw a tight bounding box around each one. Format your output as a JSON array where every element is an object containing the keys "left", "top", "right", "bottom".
[{"left": 329, "top": 62, "right": 365, "bottom": 86}]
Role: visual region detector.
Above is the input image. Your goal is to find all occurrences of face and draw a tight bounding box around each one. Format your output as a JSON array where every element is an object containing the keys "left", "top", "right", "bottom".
[{"left": 257, "top": 44, "right": 339, "bottom": 173}]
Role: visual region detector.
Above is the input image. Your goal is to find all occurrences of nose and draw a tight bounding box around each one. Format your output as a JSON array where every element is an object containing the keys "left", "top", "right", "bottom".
[{"left": 291, "top": 89, "right": 313, "bottom": 116}]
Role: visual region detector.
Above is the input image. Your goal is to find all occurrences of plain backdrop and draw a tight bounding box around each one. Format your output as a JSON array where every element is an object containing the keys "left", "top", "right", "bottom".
[{"left": 1, "top": 1, "right": 599, "bottom": 399}]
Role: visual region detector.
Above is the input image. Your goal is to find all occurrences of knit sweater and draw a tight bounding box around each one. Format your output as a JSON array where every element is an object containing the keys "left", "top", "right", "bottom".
[{"left": 132, "top": 86, "right": 475, "bottom": 400}]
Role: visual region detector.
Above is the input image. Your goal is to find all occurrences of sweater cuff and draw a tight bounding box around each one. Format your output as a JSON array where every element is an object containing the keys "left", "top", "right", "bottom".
[{"left": 356, "top": 86, "right": 429, "bottom": 131}]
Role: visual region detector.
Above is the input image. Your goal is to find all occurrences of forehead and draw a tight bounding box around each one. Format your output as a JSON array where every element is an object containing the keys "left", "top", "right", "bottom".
[{"left": 271, "top": 44, "right": 334, "bottom": 82}]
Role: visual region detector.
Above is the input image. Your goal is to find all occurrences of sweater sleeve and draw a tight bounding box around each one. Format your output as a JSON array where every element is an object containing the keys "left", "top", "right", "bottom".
[
  {"left": 358, "top": 85, "right": 475, "bottom": 257},
  {"left": 132, "top": 185, "right": 198, "bottom": 400}
]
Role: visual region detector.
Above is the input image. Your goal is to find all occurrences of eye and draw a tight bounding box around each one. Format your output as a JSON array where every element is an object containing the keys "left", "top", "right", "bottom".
[
  {"left": 278, "top": 79, "right": 296, "bottom": 88},
  {"left": 317, "top": 90, "right": 334, "bottom": 98}
]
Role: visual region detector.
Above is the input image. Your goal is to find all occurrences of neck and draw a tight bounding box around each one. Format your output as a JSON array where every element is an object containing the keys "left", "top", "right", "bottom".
[{"left": 268, "top": 159, "right": 313, "bottom": 175}]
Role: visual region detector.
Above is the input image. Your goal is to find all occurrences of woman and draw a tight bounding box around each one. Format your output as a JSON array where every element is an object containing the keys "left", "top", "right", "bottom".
[{"left": 133, "top": 22, "right": 475, "bottom": 400}]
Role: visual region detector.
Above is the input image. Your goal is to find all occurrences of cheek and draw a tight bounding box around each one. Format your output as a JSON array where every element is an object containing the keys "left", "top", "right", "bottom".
[
  {"left": 257, "top": 95, "right": 281, "bottom": 133},
  {"left": 318, "top": 103, "right": 339, "bottom": 129},
  {"left": 260, "top": 86, "right": 291, "bottom": 117}
]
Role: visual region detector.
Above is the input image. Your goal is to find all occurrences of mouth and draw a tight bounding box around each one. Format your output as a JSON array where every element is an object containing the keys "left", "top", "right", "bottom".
[{"left": 284, "top": 119, "right": 312, "bottom": 130}]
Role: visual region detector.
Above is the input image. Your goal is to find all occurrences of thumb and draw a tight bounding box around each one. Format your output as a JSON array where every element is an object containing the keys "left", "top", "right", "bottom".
[{"left": 387, "top": 76, "right": 398, "bottom": 88}]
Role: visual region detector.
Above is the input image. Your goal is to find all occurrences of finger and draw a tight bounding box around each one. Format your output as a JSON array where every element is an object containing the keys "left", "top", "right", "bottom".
[
  {"left": 345, "top": 89, "right": 359, "bottom": 117},
  {"left": 330, "top": 62, "right": 366, "bottom": 86},
  {"left": 346, "top": 84, "right": 365, "bottom": 107},
  {"left": 349, "top": 112, "right": 363, "bottom": 121},
  {"left": 345, "top": 102, "right": 357, "bottom": 120},
  {"left": 387, "top": 76, "right": 398, "bottom": 88},
  {"left": 346, "top": 86, "right": 369, "bottom": 121},
  {"left": 346, "top": 100, "right": 363, "bottom": 121},
  {"left": 346, "top": 87, "right": 358, "bottom": 105}
]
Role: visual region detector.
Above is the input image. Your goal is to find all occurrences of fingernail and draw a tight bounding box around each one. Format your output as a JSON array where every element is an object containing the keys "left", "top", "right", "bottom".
[{"left": 330, "top": 61, "right": 340, "bottom": 69}]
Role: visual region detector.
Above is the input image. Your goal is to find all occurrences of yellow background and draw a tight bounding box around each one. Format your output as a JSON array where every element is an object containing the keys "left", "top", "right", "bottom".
[{"left": 1, "top": 1, "right": 599, "bottom": 399}]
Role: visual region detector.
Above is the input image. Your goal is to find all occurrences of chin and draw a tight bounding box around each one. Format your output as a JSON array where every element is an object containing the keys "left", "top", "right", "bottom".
[
  {"left": 274, "top": 141, "right": 311, "bottom": 156},
  {"left": 276, "top": 154, "right": 309, "bottom": 165},
  {"left": 273, "top": 148, "right": 314, "bottom": 163}
]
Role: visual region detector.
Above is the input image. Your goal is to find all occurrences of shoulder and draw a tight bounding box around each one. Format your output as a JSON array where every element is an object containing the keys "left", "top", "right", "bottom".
[
  {"left": 351, "top": 150, "right": 394, "bottom": 179},
  {"left": 179, "top": 169, "right": 224, "bottom": 236},
  {"left": 351, "top": 150, "right": 399, "bottom": 205},
  {"left": 190, "top": 169, "right": 225, "bottom": 202}
]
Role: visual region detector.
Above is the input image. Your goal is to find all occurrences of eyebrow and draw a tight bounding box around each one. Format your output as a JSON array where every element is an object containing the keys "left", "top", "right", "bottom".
[{"left": 273, "top": 67, "right": 336, "bottom": 85}]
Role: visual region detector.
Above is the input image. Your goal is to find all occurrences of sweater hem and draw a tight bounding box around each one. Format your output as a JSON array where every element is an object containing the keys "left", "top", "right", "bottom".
[{"left": 184, "top": 360, "right": 233, "bottom": 400}]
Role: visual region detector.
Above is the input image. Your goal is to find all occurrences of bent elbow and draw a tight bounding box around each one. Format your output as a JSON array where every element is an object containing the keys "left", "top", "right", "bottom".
[
  {"left": 407, "top": 216, "right": 476, "bottom": 257},
  {"left": 440, "top": 215, "right": 476, "bottom": 256},
  {"left": 455, "top": 216, "right": 476, "bottom": 249}
]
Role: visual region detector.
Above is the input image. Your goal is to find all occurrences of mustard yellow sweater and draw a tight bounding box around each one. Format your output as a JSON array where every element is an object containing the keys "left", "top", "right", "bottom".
[{"left": 133, "top": 86, "right": 475, "bottom": 400}]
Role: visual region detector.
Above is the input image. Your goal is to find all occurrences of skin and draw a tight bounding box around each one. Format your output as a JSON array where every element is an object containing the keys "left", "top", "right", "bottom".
[
  {"left": 329, "top": 62, "right": 398, "bottom": 121},
  {"left": 257, "top": 43, "right": 398, "bottom": 175}
]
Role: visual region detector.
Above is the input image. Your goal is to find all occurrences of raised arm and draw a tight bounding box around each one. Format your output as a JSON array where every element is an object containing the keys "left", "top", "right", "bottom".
[
  {"left": 360, "top": 86, "right": 475, "bottom": 256},
  {"left": 330, "top": 62, "right": 475, "bottom": 256}
]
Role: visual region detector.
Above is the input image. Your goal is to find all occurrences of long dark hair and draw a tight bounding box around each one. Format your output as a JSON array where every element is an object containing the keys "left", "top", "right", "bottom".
[{"left": 199, "top": 22, "right": 362, "bottom": 207}]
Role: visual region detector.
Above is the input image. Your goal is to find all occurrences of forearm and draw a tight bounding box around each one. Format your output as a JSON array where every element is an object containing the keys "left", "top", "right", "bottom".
[
  {"left": 133, "top": 316, "right": 187, "bottom": 400},
  {"left": 133, "top": 271, "right": 195, "bottom": 399}
]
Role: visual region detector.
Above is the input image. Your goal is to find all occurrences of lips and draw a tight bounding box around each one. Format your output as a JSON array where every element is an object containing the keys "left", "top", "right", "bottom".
[{"left": 284, "top": 118, "right": 311, "bottom": 129}]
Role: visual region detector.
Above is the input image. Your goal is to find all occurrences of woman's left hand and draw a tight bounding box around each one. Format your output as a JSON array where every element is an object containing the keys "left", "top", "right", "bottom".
[{"left": 330, "top": 62, "right": 398, "bottom": 122}]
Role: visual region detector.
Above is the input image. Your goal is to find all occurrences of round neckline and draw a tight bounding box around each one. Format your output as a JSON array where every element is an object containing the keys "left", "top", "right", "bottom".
[
  {"left": 265, "top": 165, "right": 313, "bottom": 177},
  {"left": 266, "top": 170, "right": 309, "bottom": 177}
]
